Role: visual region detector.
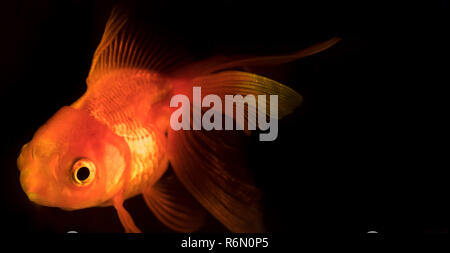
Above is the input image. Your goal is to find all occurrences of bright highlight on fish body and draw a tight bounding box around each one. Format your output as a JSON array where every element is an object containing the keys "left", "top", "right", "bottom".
[{"left": 16, "top": 7, "right": 341, "bottom": 233}]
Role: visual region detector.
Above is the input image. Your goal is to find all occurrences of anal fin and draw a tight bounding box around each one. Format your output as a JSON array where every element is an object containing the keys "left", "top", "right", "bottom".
[
  {"left": 143, "top": 170, "right": 207, "bottom": 232},
  {"left": 168, "top": 129, "right": 265, "bottom": 232}
]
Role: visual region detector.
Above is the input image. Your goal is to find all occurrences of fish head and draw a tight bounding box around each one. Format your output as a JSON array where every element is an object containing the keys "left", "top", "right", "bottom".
[{"left": 17, "top": 106, "right": 131, "bottom": 210}]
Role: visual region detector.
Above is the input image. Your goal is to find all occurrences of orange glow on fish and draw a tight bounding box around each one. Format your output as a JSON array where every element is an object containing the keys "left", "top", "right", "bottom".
[{"left": 16, "top": 7, "right": 340, "bottom": 232}]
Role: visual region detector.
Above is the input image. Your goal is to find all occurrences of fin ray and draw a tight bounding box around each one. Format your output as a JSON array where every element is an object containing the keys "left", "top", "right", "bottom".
[
  {"left": 168, "top": 129, "right": 265, "bottom": 232},
  {"left": 192, "top": 71, "right": 303, "bottom": 119},
  {"left": 143, "top": 171, "right": 207, "bottom": 232},
  {"left": 86, "top": 7, "right": 186, "bottom": 86},
  {"left": 173, "top": 70, "right": 302, "bottom": 134}
]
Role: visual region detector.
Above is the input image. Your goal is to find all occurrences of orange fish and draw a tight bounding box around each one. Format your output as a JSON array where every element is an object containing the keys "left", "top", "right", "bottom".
[{"left": 17, "top": 8, "right": 340, "bottom": 233}]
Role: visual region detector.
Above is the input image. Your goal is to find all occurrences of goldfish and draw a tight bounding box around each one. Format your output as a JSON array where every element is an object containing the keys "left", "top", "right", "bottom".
[{"left": 17, "top": 7, "right": 340, "bottom": 233}]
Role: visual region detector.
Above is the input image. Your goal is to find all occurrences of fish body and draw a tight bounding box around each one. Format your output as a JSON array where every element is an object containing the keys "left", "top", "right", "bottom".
[
  {"left": 17, "top": 8, "right": 340, "bottom": 232},
  {"left": 73, "top": 69, "right": 171, "bottom": 200}
]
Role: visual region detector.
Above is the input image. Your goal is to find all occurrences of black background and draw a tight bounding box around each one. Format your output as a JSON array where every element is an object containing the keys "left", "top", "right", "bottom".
[{"left": 0, "top": 0, "right": 448, "bottom": 246}]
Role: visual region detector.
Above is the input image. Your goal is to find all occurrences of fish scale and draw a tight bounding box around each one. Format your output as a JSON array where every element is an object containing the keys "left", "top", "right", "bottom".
[{"left": 79, "top": 70, "right": 170, "bottom": 199}]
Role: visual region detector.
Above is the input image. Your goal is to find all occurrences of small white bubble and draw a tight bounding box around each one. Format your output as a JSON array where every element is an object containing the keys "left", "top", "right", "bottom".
[
  {"left": 367, "top": 230, "right": 378, "bottom": 234},
  {"left": 67, "top": 231, "right": 78, "bottom": 233}
]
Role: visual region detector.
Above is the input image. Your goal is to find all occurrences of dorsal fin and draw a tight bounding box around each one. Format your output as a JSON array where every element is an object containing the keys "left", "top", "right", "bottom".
[{"left": 86, "top": 7, "right": 186, "bottom": 86}]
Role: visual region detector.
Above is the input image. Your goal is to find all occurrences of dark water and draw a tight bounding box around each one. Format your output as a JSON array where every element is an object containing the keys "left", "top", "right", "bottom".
[{"left": 0, "top": 0, "right": 447, "bottom": 245}]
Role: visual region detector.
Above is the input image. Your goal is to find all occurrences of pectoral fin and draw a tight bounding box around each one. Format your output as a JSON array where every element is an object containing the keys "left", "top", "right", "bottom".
[{"left": 112, "top": 195, "right": 142, "bottom": 233}]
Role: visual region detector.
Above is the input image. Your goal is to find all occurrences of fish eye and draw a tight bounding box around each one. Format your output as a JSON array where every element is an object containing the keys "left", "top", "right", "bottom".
[
  {"left": 72, "top": 159, "right": 96, "bottom": 186},
  {"left": 76, "top": 167, "right": 90, "bottom": 181}
]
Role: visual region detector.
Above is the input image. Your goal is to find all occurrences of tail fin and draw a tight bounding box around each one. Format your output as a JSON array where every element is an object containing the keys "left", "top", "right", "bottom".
[
  {"left": 168, "top": 129, "right": 265, "bottom": 232},
  {"left": 172, "top": 70, "right": 302, "bottom": 135},
  {"left": 167, "top": 71, "right": 302, "bottom": 232},
  {"left": 190, "top": 71, "right": 303, "bottom": 119},
  {"left": 173, "top": 37, "right": 341, "bottom": 78}
]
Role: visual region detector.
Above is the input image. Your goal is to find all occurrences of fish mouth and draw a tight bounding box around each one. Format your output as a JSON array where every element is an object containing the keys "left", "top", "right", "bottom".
[
  {"left": 25, "top": 192, "right": 54, "bottom": 207},
  {"left": 27, "top": 192, "right": 40, "bottom": 203},
  {"left": 20, "top": 171, "right": 51, "bottom": 206}
]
